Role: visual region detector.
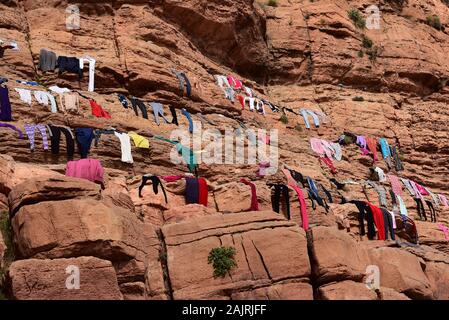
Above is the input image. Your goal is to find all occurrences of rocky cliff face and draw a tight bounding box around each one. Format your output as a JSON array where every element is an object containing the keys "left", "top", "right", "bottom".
[{"left": 1, "top": 0, "right": 449, "bottom": 300}]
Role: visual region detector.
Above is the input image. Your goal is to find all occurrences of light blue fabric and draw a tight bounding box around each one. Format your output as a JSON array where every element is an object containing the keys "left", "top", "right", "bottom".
[
  {"left": 397, "top": 195, "right": 408, "bottom": 217},
  {"left": 300, "top": 109, "right": 320, "bottom": 129},
  {"left": 379, "top": 138, "right": 391, "bottom": 159}
]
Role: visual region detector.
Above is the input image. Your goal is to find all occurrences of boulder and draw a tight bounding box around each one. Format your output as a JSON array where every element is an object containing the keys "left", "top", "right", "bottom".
[
  {"left": 8, "top": 176, "right": 101, "bottom": 216},
  {"left": 11, "top": 199, "right": 148, "bottom": 262},
  {"left": 163, "top": 204, "right": 218, "bottom": 224},
  {"left": 230, "top": 281, "right": 313, "bottom": 300},
  {"left": 425, "top": 262, "right": 449, "bottom": 300},
  {"left": 319, "top": 280, "right": 378, "bottom": 300},
  {"left": 162, "top": 211, "right": 311, "bottom": 299},
  {"left": 8, "top": 257, "right": 122, "bottom": 300},
  {"left": 309, "top": 226, "right": 370, "bottom": 284},
  {"left": 379, "top": 287, "right": 411, "bottom": 300},
  {"left": 368, "top": 247, "right": 434, "bottom": 300}
]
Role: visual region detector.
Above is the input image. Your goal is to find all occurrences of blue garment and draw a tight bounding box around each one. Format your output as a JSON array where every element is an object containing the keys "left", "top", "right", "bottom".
[
  {"left": 182, "top": 108, "right": 193, "bottom": 133},
  {"left": 397, "top": 195, "right": 408, "bottom": 217},
  {"left": 75, "top": 128, "right": 94, "bottom": 159},
  {"left": 300, "top": 109, "right": 320, "bottom": 129},
  {"left": 185, "top": 178, "right": 199, "bottom": 204},
  {"left": 0, "top": 86, "right": 12, "bottom": 121},
  {"left": 379, "top": 138, "right": 391, "bottom": 159},
  {"left": 117, "top": 94, "right": 128, "bottom": 109},
  {"left": 16, "top": 80, "right": 38, "bottom": 86}
]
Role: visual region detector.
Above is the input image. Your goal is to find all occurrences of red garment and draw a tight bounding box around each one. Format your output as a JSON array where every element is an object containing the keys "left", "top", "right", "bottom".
[
  {"left": 290, "top": 184, "right": 309, "bottom": 231},
  {"left": 90, "top": 100, "right": 111, "bottom": 119},
  {"left": 366, "top": 202, "right": 385, "bottom": 240},
  {"left": 227, "top": 75, "right": 243, "bottom": 90},
  {"left": 415, "top": 182, "right": 430, "bottom": 196},
  {"left": 319, "top": 157, "right": 337, "bottom": 174},
  {"left": 366, "top": 138, "right": 379, "bottom": 162},
  {"left": 237, "top": 95, "right": 245, "bottom": 110},
  {"left": 161, "top": 175, "right": 184, "bottom": 182},
  {"left": 198, "top": 178, "right": 208, "bottom": 206},
  {"left": 240, "top": 178, "right": 259, "bottom": 211}
]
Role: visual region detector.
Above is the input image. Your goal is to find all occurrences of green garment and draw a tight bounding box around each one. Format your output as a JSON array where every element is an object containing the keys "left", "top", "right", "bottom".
[{"left": 155, "top": 136, "right": 197, "bottom": 172}]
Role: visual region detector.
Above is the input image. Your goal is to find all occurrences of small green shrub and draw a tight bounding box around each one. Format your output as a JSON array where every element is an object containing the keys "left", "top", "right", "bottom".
[
  {"left": 352, "top": 96, "right": 365, "bottom": 102},
  {"left": 358, "top": 50, "right": 364, "bottom": 58},
  {"left": 279, "top": 113, "right": 289, "bottom": 124},
  {"left": 426, "top": 15, "right": 442, "bottom": 30},
  {"left": 208, "top": 246, "right": 237, "bottom": 278},
  {"left": 294, "top": 123, "right": 303, "bottom": 132},
  {"left": 362, "top": 35, "right": 373, "bottom": 48},
  {"left": 367, "top": 45, "right": 382, "bottom": 62},
  {"left": 267, "top": 0, "right": 278, "bottom": 7},
  {"left": 348, "top": 9, "right": 366, "bottom": 29}
]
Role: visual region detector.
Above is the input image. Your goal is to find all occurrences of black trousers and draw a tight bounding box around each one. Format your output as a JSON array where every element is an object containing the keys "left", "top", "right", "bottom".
[
  {"left": 415, "top": 198, "right": 427, "bottom": 221},
  {"left": 139, "top": 175, "right": 167, "bottom": 203},
  {"left": 48, "top": 125, "right": 75, "bottom": 160},
  {"left": 130, "top": 97, "right": 149, "bottom": 119},
  {"left": 425, "top": 200, "right": 437, "bottom": 222},
  {"left": 169, "top": 106, "right": 179, "bottom": 126},
  {"left": 269, "top": 184, "right": 290, "bottom": 220}
]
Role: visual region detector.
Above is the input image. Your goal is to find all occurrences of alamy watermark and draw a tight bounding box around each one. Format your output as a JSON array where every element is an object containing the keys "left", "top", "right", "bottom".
[
  {"left": 66, "top": 5, "right": 80, "bottom": 30},
  {"left": 366, "top": 5, "right": 381, "bottom": 30},
  {"left": 65, "top": 265, "right": 80, "bottom": 290},
  {"left": 365, "top": 265, "right": 380, "bottom": 290},
  {"left": 168, "top": 121, "right": 279, "bottom": 174}
]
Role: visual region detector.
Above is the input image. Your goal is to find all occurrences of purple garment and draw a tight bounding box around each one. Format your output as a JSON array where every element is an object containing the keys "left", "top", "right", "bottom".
[
  {"left": 356, "top": 135, "right": 370, "bottom": 155},
  {"left": 0, "top": 86, "right": 12, "bottom": 121},
  {"left": 24, "top": 123, "right": 49, "bottom": 150},
  {"left": 0, "top": 122, "right": 23, "bottom": 138}
]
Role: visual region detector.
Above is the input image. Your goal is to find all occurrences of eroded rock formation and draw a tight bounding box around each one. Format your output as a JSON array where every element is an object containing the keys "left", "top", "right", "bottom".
[{"left": 1, "top": 0, "right": 449, "bottom": 300}]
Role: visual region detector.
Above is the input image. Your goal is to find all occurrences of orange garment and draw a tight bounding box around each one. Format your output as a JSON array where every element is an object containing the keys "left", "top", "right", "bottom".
[{"left": 366, "top": 137, "right": 379, "bottom": 162}]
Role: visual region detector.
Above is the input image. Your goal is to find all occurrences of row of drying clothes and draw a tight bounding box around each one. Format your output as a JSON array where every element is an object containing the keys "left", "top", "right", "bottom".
[
  {"left": 38, "top": 49, "right": 95, "bottom": 92},
  {"left": 235, "top": 166, "right": 334, "bottom": 230},
  {"left": 338, "top": 132, "right": 404, "bottom": 171},
  {"left": 215, "top": 74, "right": 281, "bottom": 113},
  {"left": 346, "top": 199, "right": 417, "bottom": 242},
  {"left": 0, "top": 81, "right": 111, "bottom": 119},
  {"left": 223, "top": 75, "right": 330, "bottom": 130},
  {"left": 0, "top": 122, "right": 152, "bottom": 163},
  {"left": 363, "top": 174, "right": 448, "bottom": 223},
  {"left": 116, "top": 94, "right": 214, "bottom": 134},
  {"left": 138, "top": 174, "right": 208, "bottom": 206}
]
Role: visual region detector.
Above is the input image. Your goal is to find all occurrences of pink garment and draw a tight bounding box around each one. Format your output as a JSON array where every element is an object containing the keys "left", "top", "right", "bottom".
[
  {"left": 410, "top": 181, "right": 423, "bottom": 199},
  {"left": 161, "top": 175, "right": 184, "bottom": 182},
  {"left": 438, "top": 224, "right": 449, "bottom": 241},
  {"left": 256, "top": 161, "right": 271, "bottom": 177},
  {"left": 282, "top": 168, "right": 298, "bottom": 187},
  {"left": 65, "top": 158, "right": 104, "bottom": 183},
  {"left": 227, "top": 75, "right": 243, "bottom": 90},
  {"left": 310, "top": 138, "right": 326, "bottom": 157},
  {"left": 290, "top": 184, "right": 309, "bottom": 231},
  {"left": 259, "top": 134, "right": 270, "bottom": 145},
  {"left": 439, "top": 194, "right": 449, "bottom": 207},
  {"left": 321, "top": 140, "right": 335, "bottom": 159},
  {"left": 415, "top": 182, "right": 429, "bottom": 196},
  {"left": 388, "top": 174, "right": 403, "bottom": 196}
]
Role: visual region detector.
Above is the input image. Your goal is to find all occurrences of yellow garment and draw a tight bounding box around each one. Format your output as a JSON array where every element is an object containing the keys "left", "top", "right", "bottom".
[{"left": 128, "top": 132, "right": 150, "bottom": 149}]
